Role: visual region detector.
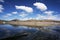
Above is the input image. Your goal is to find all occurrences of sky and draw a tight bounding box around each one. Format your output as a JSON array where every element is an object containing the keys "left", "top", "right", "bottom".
[{"left": 0, "top": 0, "right": 60, "bottom": 20}]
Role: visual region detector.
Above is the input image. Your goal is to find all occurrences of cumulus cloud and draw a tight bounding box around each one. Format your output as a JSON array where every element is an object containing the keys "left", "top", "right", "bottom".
[
  {"left": 0, "top": 0, "right": 4, "bottom": 2},
  {"left": 7, "top": 14, "right": 12, "bottom": 16},
  {"left": 44, "top": 11, "right": 54, "bottom": 15},
  {"left": 3, "top": 16, "right": 8, "bottom": 18},
  {"left": 15, "top": 6, "right": 33, "bottom": 13},
  {"left": 19, "top": 17, "right": 35, "bottom": 20},
  {"left": 33, "top": 2, "right": 58, "bottom": 20},
  {"left": 33, "top": 2, "right": 59, "bottom": 20},
  {"left": 20, "top": 18, "right": 29, "bottom": 20},
  {"left": 33, "top": 2, "right": 47, "bottom": 11},
  {"left": 3, "top": 11, "right": 18, "bottom": 18},
  {"left": 47, "top": 15, "right": 57, "bottom": 20},
  {"left": 0, "top": 5, "right": 4, "bottom": 13},
  {"left": 35, "top": 14, "right": 59, "bottom": 20},
  {"left": 19, "top": 12, "right": 28, "bottom": 17},
  {"left": 36, "top": 14, "right": 46, "bottom": 20},
  {"left": 12, "top": 11, "right": 18, "bottom": 14},
  {"left": 3, "top": 14, "right": 12, "bottom": 17}
]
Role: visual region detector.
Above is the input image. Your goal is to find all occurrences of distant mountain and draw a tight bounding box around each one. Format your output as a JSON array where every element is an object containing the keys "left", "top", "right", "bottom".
[
  {"left": 0, "top": 19, "right": 60, "bottom": 22},
  {"left": 11, "top": 19, "right": 20, "bottom": 21},
  {"left": 26, "top": 19, "right": 60, "bottom": 22},
  {"left": 10, "top": 19, "right": 60, "bottom": 22}
]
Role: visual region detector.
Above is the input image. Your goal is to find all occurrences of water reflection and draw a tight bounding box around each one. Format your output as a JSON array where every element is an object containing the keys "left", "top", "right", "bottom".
[
  {"left": 0, "top": 24, "right": 60, "bottom": 40},
  {"left": 0, "top": 24, "right": 38, "bottom": 39}
]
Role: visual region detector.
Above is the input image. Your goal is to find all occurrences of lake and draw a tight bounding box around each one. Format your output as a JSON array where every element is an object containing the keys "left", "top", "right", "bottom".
[{"left": 0, "top": 24, "right": 60, "bottom": 40}]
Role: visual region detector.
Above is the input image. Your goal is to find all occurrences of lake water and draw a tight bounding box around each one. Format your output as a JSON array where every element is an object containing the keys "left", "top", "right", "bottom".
[{"left": 0, "top": 24, "right": 60, "bottom": 40}]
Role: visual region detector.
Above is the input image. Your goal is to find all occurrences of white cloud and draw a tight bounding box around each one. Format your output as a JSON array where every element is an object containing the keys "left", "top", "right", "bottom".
[
  {"left": 33, "top": 2, "right": 59, "bottom": 20},
  {"left": 35, "top": 14, "right": 59, "bottom": 20},
  {"left": 12, "top": 11, "right": 18, "bottom": 14},
  {"left": 3, "top": 16, "right": 8, "bottom": 18},
  {"left": 33, "top": 2, "right": 47, "bottom": 11},
  {"left": 19, "top": 17, "right": 35, "bottom": 20},
  {"left": 3, "top": 14, "right": 12, "bottom": 18},
  {"left": 15, "top": 6, "right": 33, "bottom": 13},
  {"left": 7, "top": 14, "right": 12, "bottom": 16},
  {"left": 0, "top": 0, "right": 4, "bottom": 2},
  {"left": 3, "top": 11, "right": 18, "bottom": 18},
  {"left": 36, "top": 14, "right": 45, "bottom": 20},
  {"left": 19, "top": 17, "right": 29, "bottom": 20},
  {"left": 44, "top": 11, "right": 54, "bottom": 15},
  {"left": 0, "top": 5, "right": 4, "bottom": 13},
  {"left": 19, "top": 12, "right": 28, "bottom": 17},
  {"left": 47, "top": 15, "right": 56, "bottom": 20}
]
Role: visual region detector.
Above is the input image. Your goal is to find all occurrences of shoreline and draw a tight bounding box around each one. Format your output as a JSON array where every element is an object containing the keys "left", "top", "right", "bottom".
[
  {"left": 0, "top": 20, "right": 60, "bottom": 27},
  {"left": 6, "top": 21, "right": 60, "bottom": 27}
]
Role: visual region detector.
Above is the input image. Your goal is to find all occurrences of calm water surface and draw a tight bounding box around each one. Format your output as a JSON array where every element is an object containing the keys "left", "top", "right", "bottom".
[{"left": 0, "top": 24, "right": 60, "bottom": 40}]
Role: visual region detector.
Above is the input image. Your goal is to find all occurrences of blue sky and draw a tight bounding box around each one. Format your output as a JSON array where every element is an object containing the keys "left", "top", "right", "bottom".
[{"left": 0, "top": 0, "right": 60, "bottom": 20}]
